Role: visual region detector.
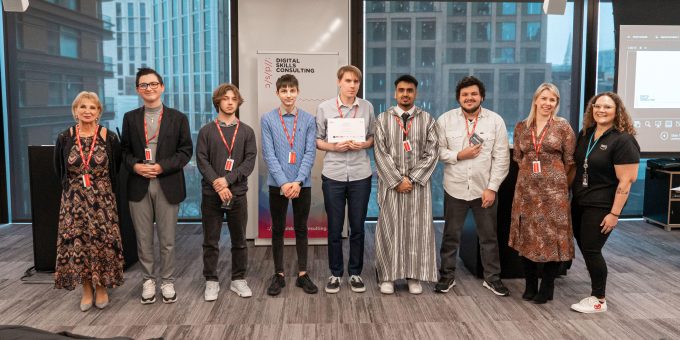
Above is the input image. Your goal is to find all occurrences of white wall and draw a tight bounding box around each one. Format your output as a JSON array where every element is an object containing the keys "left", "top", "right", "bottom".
[{"left": 238, "top": 0, "right": 351, "bottom": 238}]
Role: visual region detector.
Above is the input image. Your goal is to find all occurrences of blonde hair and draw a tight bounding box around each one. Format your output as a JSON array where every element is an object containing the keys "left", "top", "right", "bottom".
[
  {"left": 525, "top": 83, "right": 560, "bottom": 128},
  {"left": 71, "top": 91, "right": 102, "bottom": 123},
  {"left": 582, "top": 92, "right": 636, "bottom": 136}
]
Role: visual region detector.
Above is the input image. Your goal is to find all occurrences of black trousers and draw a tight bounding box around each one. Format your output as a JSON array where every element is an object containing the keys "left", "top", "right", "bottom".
[
  {"left": 572, "top": 203, "right": 611, "bottom": 298},
  {"left": 269, "top": 186, "right": 311, "bottom": 274},
  {"left": 201, "top": 193, "right": 248, "bottom": 281}
]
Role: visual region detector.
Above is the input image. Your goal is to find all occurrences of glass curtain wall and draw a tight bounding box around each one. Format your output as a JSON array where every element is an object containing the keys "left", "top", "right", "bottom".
[
  {"left": 364, "top": 1, "right": 576, "bottom": 217},
  {"left": 4, "top": 0, "right": 230, "bottom": 220}
]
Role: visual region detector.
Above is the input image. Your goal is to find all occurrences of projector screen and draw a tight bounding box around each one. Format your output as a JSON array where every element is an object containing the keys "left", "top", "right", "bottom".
[{"left": 617, "top": 25, "right": 680, "bottom": 153}]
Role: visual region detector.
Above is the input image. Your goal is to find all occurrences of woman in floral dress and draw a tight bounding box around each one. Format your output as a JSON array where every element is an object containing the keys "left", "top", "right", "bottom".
[
  {"left": 53, "top": 91, "right": 124, "bottom": 311},
  {"left": 509, "top": 83, "right": 576, "bottom": 304}
]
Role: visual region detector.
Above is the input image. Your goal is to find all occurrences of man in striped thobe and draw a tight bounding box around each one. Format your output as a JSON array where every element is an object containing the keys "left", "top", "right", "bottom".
[{"left": 374, "top": 74, "right": 439, "bottom": 295}]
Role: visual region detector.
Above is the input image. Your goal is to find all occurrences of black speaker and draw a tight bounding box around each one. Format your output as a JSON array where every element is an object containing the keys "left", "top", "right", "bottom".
[
  {"left": 28, "top": 146, "right": 61, "bottom": 272},
  {"left": 28, "top": 145, "right": 137, "bottom": 272}
]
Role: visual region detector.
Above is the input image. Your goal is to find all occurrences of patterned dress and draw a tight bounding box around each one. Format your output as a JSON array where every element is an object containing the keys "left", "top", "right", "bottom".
[
  {"left": 54, "top": 132, "right": 124, "bottom": 290},
  {"left": 508, "top": 118, "right": 576, "bottom": 262}
]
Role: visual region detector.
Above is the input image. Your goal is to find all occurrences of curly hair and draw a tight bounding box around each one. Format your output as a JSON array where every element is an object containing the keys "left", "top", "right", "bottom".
[{"left": 581, "top": 92, "right": 636, "bottom": 136}]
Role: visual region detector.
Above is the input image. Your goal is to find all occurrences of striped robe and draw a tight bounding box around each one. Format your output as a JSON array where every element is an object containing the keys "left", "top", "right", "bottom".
[{"left": 374, "top": 106, "right": 439, "bottom": 282}]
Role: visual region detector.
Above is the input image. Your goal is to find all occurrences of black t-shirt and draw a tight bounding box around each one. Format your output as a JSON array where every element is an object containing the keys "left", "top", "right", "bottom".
[{"left": 572, "top": 127, "right": 640, "bottom": 208}]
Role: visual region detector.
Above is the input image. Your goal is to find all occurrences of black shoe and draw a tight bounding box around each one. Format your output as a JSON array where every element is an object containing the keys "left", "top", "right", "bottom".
[
  {"left": 434, "top": 277, "right": 456, "bottom": 293},
  {"left": 522, "top": 278, "right": 538, "bottom": 301},
  {"left": 295, "top": 273, "right": 318, "bottom": 294},
  {"left": 532, "top": 281, "right": 554, "bottom": 304},
  {"left": 325, "top": 276, "right": 341, "bottom": 294},
  {"left": 483, "top": 280, "right": 510, "bottom": 296},
  {"left": 267, "top": 274, "right": 286, "bottom": 296},
  {"left": 349, "top": 275, "right": 366, "bottom": 293}
]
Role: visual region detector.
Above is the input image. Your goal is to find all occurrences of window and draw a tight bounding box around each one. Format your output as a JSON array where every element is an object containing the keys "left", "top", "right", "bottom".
[
  {"left": 472, "top": 22, "right": 490, "bottom": 42},
  {"left": 497, "top": 22, "right": 516, "bottom": 41},
  {"left": 367, "top": 21, "right": 386, "bottom": 42},
  {"left": 391, "top": 1, "right": 409, "bottom": 12},
  {"left": 3, "top": 0, "right": 231, "bottom": 220},
  {"left": 59, "top": 26, "right": 79, "bottom": 58},
  {"left": 523, "top": 21, "right": 541, "bottom": 41},
  {"left": 367, "top": 48, "right": 386, "bottom": 67},
  {"left": 446, "top": 48, "right": 466, "bottom": 63},
  {"left": 498, "top": 3, "right": 517, "bottom": 15},
  {"left": 367, "top": 2, "right": 385, "bottom": 13},
  {"left": 414, "top": 2, "right": 435, "bottom": 12},
  {"left": 418, "top": 21, "right": 436, "bottom": 40},
  {"left": 418, "top": 47, "right": 436, "bottom": 67},
  {"left": 392, "top": 21, "right": 411, "bottom": 40},
  {"left": 393, "top": 47, "right": 410, "bottom": 67},
  {"left": 447, "top": 23, "right": 466, "bottom": 42},
  {"left": 363, "top": 1, "right": 575, "bottom": 218},
  {"left": 495, "top": 47, "right": 515, "bottom": 63}
]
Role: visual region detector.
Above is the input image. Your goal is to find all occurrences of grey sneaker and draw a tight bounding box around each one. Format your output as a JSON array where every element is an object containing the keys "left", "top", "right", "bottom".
[
  {"left": 325, "top": 276, "right": 341, "bottom": 294},
  {"left": 230, "top": 279, "right": 252, "bottom": 298},
  {"left": 160, "top": 282, "right": 177, "bottom": 303},
  {"left": 483, "top": 280, "right": 510, "bottom": 296},
  {"left": 141, "top": 279, "right": 156, "bottom": 304},
  {"left": 349, "top": 275, "right": 366, "bottom": 293},
  {"left": 204, "top": 281, "right": 220, "bottom": 302}
]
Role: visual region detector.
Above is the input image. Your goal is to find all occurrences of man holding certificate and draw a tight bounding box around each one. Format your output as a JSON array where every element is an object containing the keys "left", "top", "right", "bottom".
[
  {"left": 374, "top": 74, "right": 439, "bottom": 295},
  {"left": 316, "top": 65, "right": 375, "bottom": 294}
]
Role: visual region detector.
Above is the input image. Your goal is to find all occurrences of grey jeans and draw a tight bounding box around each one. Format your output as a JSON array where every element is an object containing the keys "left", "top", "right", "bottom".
[
  {"left": 129, "top": 179, "right": 180, "bottom": 284},
  {"left": 439, "top": 192, "right": 502, "bottom": 282}
]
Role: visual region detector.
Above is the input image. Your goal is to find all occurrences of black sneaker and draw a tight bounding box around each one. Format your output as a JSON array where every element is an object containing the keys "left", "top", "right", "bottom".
[
  {"left": 325, "top": 276, "right": 341, "bottom": 294},
  {"left": 267, "top": 274, "right": 286, "bottom": 296},
  {"left": 434, "top": 277, "right": 456, "bottom": 293},
  {"left": 295, "top": 273, "right": 318, "bottom": 294},
  {"left": 349, "top": 275, "right": 366, "bottom": 293},
  {"left": 483, "top": 280, "right": 510, "bottom": 296}
]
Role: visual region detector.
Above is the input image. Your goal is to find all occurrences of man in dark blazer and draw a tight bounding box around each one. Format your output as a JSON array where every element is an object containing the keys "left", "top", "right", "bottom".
[{"left": 121, "top": 67, "right": 193, "bottom": 305}]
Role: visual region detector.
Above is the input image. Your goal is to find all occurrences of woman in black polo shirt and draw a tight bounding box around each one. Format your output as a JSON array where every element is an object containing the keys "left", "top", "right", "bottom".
[{"left": 570, "top": 92, "right": 640, "bottom": 313}]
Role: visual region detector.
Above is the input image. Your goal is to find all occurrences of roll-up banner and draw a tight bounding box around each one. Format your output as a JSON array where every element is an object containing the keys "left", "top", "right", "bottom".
[{"left": 256, "top": 52, "right": 339, "bottom": 245}]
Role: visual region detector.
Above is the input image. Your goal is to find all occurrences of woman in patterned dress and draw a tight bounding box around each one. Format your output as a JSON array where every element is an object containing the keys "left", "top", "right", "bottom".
[
  {"left": 509, "top": 83, "right": 576, "bottom": 304},
  {"left": 53, "top": 91, "right": 124, "bottom": 311}
]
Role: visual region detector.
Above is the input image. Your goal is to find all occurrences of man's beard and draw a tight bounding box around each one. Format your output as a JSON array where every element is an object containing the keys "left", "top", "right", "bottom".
[{"left": 461, "top": 103, "right": 480, "bottom": 114}]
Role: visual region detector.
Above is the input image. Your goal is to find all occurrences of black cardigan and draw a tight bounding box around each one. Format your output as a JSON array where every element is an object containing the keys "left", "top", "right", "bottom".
[{"left": 53, "top": 125, "right": 122, "bottom": 193}]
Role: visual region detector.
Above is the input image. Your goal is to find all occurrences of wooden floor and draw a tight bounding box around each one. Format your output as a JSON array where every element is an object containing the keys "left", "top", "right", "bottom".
[{"left": 1, "top": 220, "right": 680, "bottom": 339}]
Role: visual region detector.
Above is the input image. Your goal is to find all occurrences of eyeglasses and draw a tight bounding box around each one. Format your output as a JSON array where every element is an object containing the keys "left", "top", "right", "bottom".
[
  {"left": 138, "top": 82, "right": 161, "bottom": 90},
  {"left": 592, "top": 104, "right": 615, "bottom": 111}
]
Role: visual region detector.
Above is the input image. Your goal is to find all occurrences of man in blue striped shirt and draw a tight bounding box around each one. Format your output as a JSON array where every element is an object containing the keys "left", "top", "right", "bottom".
[{"left": 261, "top": 74, "right": 318, "bottom": 296}]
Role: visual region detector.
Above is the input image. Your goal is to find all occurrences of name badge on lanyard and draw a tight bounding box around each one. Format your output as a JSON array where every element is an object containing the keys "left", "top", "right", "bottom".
[
  {"left": 279, "top": 108, "right": 299, "bottom": 165},
  {"left": 288, "top": 151, "right": 297, "bottom": 164},
  {"left": 532, "top": 161, "right": 541, "bottom": 173},
  {"left": 403, "top": 140, "right": 412, "bottom": 152},
  {"left": 531, "top": 121, "right": 550, "bottom": 174},
  {"left": 82, "top": 174, "right": 91, "bottom": 188},
  {"left": 144, "top": 148, "right": 153, "bottom": 163},
  {"left": 225, "top": 158, "right": 234, "bottom": 171}
]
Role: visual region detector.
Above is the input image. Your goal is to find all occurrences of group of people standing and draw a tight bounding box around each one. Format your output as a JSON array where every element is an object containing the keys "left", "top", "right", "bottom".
[{"left": 53, "top": 64, "right": 639, "bottom": 316}]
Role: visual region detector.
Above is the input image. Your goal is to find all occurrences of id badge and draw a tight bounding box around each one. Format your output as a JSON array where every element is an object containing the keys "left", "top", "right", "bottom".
[
  {"left": 144, "top": 147, "right": 153, "bottom": 163},
  {"left": 225, "top": 158, "right": 234, "bottom": 171},
  {"left": 532, "top": 160, "right": 541, "bottom": 173},
  {"left": 403, "top": 140, "right": 412, "bottom": 152},
  {"left": 82, "top": 174, "right": 91, "bottom": 188},
  {"left": 288, "top": 151, "right": 296, "bottom": 164},
  {"left": 582, "top": 173, "right": 589, "bottom": 188}
]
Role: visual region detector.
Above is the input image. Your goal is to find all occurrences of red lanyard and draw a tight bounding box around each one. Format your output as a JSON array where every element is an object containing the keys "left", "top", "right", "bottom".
[
  {"left": 278, "top": 108, "right": 298, "bottom": 149},
  {"left": 214, "top": 119, "right": 240, "bottom": 158},
  {"left": 531, "top": 119, "right": 552, "bottom": 157},
  {"left": 144, "top": 108, "right": 164, "bottom": 147},
  {"left": 76, "top": 124, "right": 98, "bottom": 172},
  {"left": 394, "top": 114, "right": 413, "bottom": 137},
  {"left": 336, "top": 98, "right": 358, "bottom": 118},
  {"left": 465, "top": 114, "right": 479, "bottom": 146}
]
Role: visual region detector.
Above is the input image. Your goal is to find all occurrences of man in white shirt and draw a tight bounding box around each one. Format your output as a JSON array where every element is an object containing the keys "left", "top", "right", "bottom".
[{"left": 435, "top": 76, "right": 510, "bottom": 296}]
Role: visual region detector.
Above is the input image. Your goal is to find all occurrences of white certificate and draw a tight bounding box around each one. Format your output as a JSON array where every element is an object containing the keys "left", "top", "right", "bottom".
[{"left": 327, "top": 118, "right": 366, "bottom": 143}]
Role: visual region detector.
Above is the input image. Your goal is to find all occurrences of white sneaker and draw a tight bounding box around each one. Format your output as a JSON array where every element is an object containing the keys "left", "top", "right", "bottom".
[
  {"left": 230, "top": 279, "right": 253, "bottom": 298},
  {"left": 407, "top": 279, "right": 423, "bottom": 295},
  {"left": 160, "top": 282, "right": 177, "bottom": 303},
  {"left": 571, "top": 296, "right": 607, "bottom": 313},
  {"left": 325, "top": 276, "right": 341, "bottom": 294},
  {"left": 141, "top": 279, "right": 156, "bottom": 304},
  {"left": 204, "top": 281, "right": 220, "bottom": 301},
  {"left": 379, "top": 281, "right": 394, "bottom": 295}
]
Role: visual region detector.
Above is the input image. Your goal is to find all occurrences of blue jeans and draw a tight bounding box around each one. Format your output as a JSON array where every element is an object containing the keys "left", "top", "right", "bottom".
[{"left": 322, "top": 175, "right": 372, "bottom": 277}]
